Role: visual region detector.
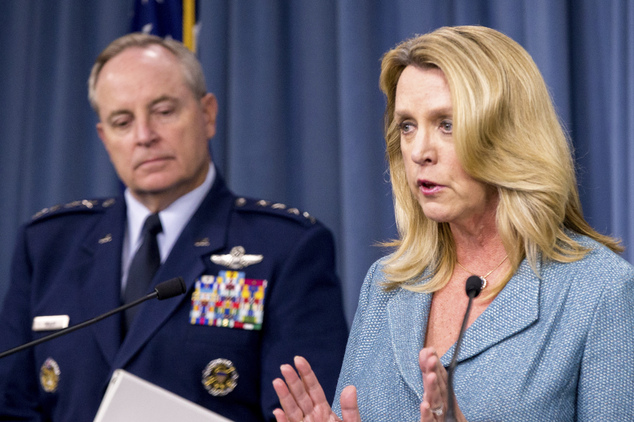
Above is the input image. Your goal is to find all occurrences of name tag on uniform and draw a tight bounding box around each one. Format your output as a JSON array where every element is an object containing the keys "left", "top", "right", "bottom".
[{"left": 32, "top": 315, "right": 70, "bottom": 331}]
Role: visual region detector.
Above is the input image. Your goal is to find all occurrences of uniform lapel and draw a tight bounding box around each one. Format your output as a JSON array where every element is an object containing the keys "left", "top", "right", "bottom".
[
  {"left": 439, "top": 260, "right": 541, "bottom": 367},
  {"left": 77, "top": 197, "right": 126, "bottom": 366},
  {"left": 114, "top": 176, "right": 234, "bottom": 368}
]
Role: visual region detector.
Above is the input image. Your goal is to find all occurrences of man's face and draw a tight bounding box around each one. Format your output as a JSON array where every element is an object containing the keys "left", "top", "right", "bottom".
[{"left": 94, "top": 45, "right": 217, "bottom": 211}]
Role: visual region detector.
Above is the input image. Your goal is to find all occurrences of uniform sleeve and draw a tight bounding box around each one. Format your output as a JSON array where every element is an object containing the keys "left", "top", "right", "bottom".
[
  {"left": 577, "top": 272, "right": 634, "bottom": 420},
  {"left": 258, "top": 223, "right": 349, "bottom": 420},
  {"left": 0, "top": 225, "right": 43, "bottom": 421}
]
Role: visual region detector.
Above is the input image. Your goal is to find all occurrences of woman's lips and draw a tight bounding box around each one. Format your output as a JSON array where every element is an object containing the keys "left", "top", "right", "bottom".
[{"left": 418, "top": 180, "right": 443, "bottom": 195}]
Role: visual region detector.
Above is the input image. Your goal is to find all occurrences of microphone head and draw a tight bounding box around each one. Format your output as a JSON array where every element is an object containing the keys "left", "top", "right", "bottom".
[
  {"left": 155, "top": 277, "right": 186, "bottom": 300},
  {"left": 465, "top": 275, "right": 483, "bottom": 298}
]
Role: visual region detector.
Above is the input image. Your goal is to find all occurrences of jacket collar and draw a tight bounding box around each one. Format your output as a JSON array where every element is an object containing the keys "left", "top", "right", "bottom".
[{"left": 386, "top": 259, "right": 541, "bottom": 400}]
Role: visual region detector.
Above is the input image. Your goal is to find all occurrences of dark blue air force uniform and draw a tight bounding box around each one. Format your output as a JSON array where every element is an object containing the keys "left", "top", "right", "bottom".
[{"left": 0, "top": 175, "right": 349, "bottom": 421}]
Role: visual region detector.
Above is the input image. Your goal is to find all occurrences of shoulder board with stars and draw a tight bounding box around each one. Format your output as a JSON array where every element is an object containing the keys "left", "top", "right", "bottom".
[
  {"left": 31, "top": 198, "right": 117, "bottom": 222},
  {"left": 233, "top": 197, "right": 317, "bottom": 226}
]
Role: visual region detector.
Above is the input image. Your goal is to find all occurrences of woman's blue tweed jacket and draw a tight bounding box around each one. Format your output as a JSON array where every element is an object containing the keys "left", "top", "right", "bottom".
[{"left": 333, "top": 234, "right": 634, "bottom": 421}]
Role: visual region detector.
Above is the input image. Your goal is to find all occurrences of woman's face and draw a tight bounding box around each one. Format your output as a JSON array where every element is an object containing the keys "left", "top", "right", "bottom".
[{"left": 396, "top": 65, "right": 497, "bottom": 230}]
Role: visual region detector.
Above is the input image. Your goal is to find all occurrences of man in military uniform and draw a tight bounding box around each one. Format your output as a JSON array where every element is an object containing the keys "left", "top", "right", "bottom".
[{"left": 0, "top": 33, "right": 348, "bottom": 421}]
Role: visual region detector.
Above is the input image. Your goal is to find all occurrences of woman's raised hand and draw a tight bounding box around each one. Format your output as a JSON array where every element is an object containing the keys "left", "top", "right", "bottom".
[{"left": 272, "top": 356, "right": 361, "bottom": 422}]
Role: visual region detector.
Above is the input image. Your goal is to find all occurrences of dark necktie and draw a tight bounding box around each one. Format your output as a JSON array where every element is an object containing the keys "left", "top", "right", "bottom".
[{"left": 123, "top": 213, "right": 163, "bottom": 333}]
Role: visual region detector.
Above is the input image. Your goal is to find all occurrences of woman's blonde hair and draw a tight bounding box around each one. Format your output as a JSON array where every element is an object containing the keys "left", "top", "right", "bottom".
[{"left": 380, "top": 25, "right": 621, "bottom": 294}]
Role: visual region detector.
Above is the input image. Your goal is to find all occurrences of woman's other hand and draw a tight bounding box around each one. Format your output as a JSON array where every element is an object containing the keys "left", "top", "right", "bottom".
[
  {"left": 272, "top": 355, "right": 360, "bottom": 422},
  {"left": 420, "top": 348, "right": 467, "bottom": 422}
]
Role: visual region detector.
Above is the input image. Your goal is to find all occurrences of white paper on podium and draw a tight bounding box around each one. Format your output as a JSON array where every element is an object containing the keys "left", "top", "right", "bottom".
[{"left": 93, "top": 369, "right": 234, "bottom": 422}]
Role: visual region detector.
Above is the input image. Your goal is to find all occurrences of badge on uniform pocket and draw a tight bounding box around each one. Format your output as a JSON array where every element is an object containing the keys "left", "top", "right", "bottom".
[
  {"left": 40, "top": 357, "right": 60, "bottom": 393},
  {"left": 202, "top": 358, "right": 238, "bottom": 396},
  {"left": 189, "top": 271, "right": 267, "bottom": 330}
]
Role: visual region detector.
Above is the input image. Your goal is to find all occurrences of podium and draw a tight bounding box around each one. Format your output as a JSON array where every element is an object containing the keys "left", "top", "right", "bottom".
[{"left": 94, "top": 369, "right": 234, "bottom": 422}]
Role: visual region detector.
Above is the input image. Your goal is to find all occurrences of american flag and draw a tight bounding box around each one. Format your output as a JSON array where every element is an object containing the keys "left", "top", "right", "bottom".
[{"left": 131, "top": 0, "right": 198, "bottom": 51}]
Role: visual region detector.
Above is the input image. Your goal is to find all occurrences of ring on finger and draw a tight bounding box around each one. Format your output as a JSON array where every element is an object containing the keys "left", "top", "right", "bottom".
[{"left": 430, "top": 404, "right": 444, "bottom": 416}]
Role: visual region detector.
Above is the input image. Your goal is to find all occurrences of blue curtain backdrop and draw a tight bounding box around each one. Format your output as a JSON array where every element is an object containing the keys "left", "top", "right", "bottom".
[{"left": 1, "top": 0, "right": 633, "bottom": 324}]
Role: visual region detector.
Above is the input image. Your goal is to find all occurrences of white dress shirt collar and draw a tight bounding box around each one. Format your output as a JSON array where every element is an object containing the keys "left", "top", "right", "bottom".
[{"left": 122, "top": 164, "right": 216, "bottom": 284}]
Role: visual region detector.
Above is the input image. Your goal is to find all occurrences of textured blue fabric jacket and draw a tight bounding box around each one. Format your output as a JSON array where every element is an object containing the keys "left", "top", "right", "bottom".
[
  {"left": 333, "top": 234, "right": 634, "bottom": 421},
  {"left": 0, "top": 175, "right": 348, "bottom": 422}
]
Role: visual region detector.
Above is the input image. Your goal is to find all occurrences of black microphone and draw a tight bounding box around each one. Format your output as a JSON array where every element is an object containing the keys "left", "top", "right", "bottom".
[
  {"left": 445, "top": 275, "right": 483, "bottom": 422},
  {"left": 0, "top": 277, "right": 186, "bottom": 359}
]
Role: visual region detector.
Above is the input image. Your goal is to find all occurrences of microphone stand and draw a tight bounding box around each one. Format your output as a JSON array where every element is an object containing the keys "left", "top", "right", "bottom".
[
  {"left": 445, "top": 275, "right": 483, "bottom": 422},
  {"left": 0, "top": 277, "right": 185, "bottom": 359}
]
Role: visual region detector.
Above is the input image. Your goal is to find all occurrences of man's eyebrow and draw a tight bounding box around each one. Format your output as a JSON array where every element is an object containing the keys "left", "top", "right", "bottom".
[
  {"left": 105, "top": 109, "right": 132, "bottom": 124},
  {"left": 105, "top": 96, "right": 180, "bottom": 123},
  {"left": 149, "top": 95, "right": 178, "bottom": 107}
]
